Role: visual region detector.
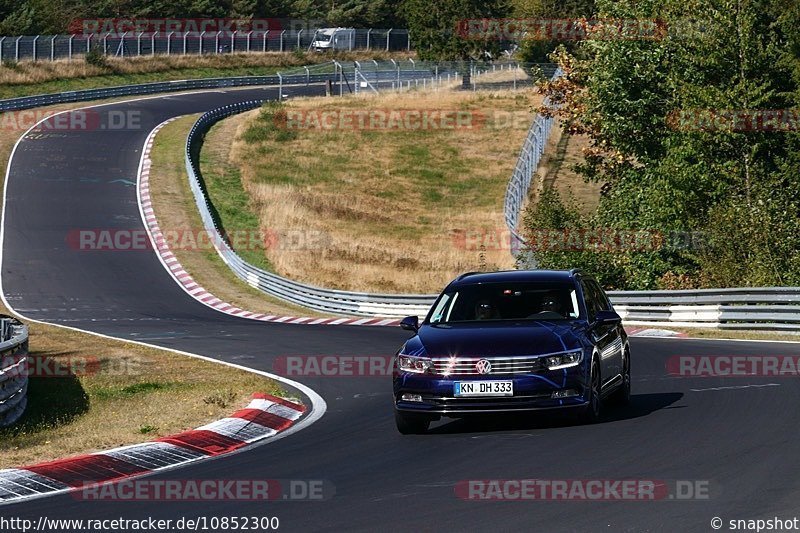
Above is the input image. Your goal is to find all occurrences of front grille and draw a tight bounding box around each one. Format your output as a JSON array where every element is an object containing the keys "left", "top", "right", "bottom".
[{"left": 430, "top": 355, "right": 548, "bottom": 376}]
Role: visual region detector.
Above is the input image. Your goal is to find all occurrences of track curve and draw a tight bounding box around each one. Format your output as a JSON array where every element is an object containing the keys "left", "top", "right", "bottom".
[{"left": 2, "top": 86, "right": 800, "bottom": 532}]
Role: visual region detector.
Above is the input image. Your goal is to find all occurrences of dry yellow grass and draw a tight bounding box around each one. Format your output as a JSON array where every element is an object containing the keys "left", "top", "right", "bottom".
[
  {"left": 0, "top": 325, "right": 280, "bottom": 468},
  {"left": 148, "top": 115, "right": 327, "bottom": 316},
  {"left": 225, "top": 87, "right": 544, "bottom": 293},
  {"left": 0, "top": 99, "right": 281, "bottom": 468},
  {"left": 538, "top": 127, "right": 600, "bottom": 214}
]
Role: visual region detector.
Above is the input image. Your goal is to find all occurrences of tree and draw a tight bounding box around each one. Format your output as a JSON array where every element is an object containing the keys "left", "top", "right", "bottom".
[
  {"left": 528, "top": 0, "right": 800, "bottom": 288},
  {"left": 401, "top": 0, "right": 509, "bottom": 60}
]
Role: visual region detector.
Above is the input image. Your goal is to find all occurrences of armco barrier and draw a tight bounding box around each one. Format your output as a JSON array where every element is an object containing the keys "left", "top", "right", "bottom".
[
  {"left": 0, "top": 316, "right": 29, "bottom": 427},
  {"left": 612, "top": 287, "right": 800, "bottom": 330},
  {"left": 185, "top": 103, "right": 800, "bottom": 329},
  {"left": 185, "top": 101, "right": 433, "bottom": 318},
  {"left": 0, "top": 65, "right": 437, "bottom": 112}
]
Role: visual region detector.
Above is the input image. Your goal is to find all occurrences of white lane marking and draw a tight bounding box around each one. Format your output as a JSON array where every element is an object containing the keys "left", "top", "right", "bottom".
[
  {"left": 690, "top": 383, "right": 781, "bottom": 392},
  {"left": 631, "top": 335, "right": 800, "bottom": 345}
]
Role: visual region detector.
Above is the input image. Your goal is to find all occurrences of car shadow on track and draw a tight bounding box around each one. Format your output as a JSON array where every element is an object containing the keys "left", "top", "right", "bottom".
[{"left": 426, "top": 392, "right": 684, "bottom": 434}]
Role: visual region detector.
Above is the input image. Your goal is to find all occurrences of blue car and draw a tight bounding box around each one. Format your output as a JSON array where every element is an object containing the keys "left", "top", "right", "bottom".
[{"left": 393, "top": 269, "right": 630, "bottom": 434}]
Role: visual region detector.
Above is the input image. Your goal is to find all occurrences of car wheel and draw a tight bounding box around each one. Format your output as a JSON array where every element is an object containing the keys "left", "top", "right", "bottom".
[
  {"left": 395, "top": 410, "right": 431, "bottom": 434},
  {"left": 579, "top": 359, "right": 602, "bottom": 424},
  {"left": 610, "top": 348, "right": 631, "bottom": 405}
]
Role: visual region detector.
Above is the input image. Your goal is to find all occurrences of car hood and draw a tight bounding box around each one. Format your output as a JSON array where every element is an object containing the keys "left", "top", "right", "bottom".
[{"left": 404, "top": 321, "right": 585, "bottom": 358}]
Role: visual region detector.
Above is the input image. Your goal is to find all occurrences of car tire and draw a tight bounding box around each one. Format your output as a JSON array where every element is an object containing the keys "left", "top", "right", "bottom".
[
  {"left": 579, "top": 359, "right": 602, "bottom": 424},
  {"left": 395, "top": 410, "right": 431, "bottom": 434},
  {"left": 610, "top": 348, "right": 631, "bottom": 405}
]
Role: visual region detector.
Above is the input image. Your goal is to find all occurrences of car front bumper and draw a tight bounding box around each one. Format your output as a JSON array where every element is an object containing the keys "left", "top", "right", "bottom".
[{"left": 393, "top": 369, "right": 590, "bottom": 416}]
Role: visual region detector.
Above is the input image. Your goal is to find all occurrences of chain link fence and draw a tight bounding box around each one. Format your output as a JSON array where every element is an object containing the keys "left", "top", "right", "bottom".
[
  {"left": 0, "top": 29, "right": 411, "bottom": 62},
  {"left": 504, "top": 67, "right": 563, "bottom": 261}
]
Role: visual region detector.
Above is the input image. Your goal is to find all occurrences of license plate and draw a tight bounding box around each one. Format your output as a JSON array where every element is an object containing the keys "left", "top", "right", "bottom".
[{"left": 454, "top": 381, "right": 513, "bottom": 397}]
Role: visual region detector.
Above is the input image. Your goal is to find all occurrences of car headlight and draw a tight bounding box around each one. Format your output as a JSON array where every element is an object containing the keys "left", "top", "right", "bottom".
[
  {"left": 397, "top": 354, "right": 434, "bottom": 374},
  {"left": 545, "top": 350, "right": 583, "bottom": 370}
]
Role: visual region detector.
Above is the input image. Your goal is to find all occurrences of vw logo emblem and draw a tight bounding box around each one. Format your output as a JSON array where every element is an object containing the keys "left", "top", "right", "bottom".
[{"left": 475, "top": 359, "right": 492, "bottom": 374}]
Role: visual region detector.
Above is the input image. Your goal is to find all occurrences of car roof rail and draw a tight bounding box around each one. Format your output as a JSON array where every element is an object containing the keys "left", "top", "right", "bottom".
[
  {"left": 454, "top": 271, "right": 481, "bottom": 281},
  {"left": 568, "top": 268, "right": 583, "bottom": 277}
]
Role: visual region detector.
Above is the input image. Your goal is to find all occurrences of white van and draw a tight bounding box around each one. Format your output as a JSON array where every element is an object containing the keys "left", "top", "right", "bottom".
[{"left": 311, "top": 28, "right": 356, "bottom": 51}]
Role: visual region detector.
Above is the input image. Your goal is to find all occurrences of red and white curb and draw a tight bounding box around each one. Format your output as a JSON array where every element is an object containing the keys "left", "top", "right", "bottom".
[
  {"left": 137, "top": 118, "right": 400, "bottom": 327},
  {"left": 0, "top": 393, "right": 304, "bottom": 504}
]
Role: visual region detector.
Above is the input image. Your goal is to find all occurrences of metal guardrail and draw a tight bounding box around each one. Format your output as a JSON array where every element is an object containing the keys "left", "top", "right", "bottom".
[
  {"left": 611, "top": 287, "right": 800, "bottom": 330},
  {"left": 0, "top": 61, "right": 447, "bottom": 112},
  {"left": 0, "top": 73, "right": 326, "bottom": 112},
  {"left": 0, "top": 29, "right": 411, "bottom": 62},
  {"left": 0, "top": 316, "right": 29, "bottom": 428},
  {"left": 185, "top": 101, "right": 434, "bottom": 318},
  {"left": 185, "top": 102, "right": 800, "bottom": 329}
]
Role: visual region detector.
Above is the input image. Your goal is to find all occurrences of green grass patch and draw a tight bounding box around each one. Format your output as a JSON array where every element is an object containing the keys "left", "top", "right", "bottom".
[{"left": 200, "top": 123, "right": 273, "bottom": 271}]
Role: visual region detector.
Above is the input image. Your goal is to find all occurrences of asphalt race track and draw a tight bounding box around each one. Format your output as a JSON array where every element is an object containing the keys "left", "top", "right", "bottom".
[{"left": 3, "top": 86, "right": 800, "bottom": 532}]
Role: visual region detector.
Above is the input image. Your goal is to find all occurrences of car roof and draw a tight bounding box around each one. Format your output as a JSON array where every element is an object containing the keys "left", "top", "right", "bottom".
[{"left": 448, "top": 269, "right": 579, "bottom": 288}]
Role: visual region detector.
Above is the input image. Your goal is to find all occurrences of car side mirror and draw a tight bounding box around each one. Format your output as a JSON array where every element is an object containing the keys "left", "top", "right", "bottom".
[
  {"left": 400, "top": 316, "right": 419, "bottom": 332},
  {"left": 595, "top": 309, "right": 622, "bottom": 325}
]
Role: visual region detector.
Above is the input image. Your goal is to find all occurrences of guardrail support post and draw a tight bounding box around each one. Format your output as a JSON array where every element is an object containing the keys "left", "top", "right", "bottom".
[{"left": 304, "top": 66, "right": 310, "bottom": 86}]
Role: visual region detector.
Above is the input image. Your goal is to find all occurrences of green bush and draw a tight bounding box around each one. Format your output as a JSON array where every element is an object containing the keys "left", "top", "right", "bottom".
[{"left": 84, "top": 46, "right": 107, "bottom": 68}]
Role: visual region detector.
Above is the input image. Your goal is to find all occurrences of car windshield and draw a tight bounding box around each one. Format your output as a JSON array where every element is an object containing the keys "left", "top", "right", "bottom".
[{"left": 428, "top": 281, "right": 580, "bottom": 324}]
